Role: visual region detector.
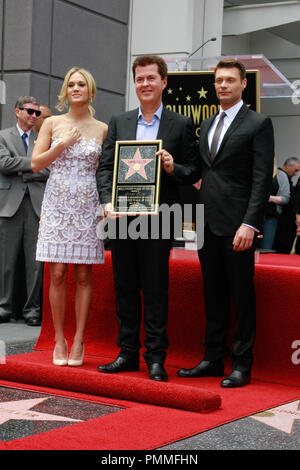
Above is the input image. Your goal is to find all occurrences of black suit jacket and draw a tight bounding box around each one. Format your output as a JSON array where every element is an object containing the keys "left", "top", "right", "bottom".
[
  {"left": 198, "top": 104, "right": 274, "bottom": 236},
  {"left": 97, "top": 107, "right": 199, "bottom": 207}
]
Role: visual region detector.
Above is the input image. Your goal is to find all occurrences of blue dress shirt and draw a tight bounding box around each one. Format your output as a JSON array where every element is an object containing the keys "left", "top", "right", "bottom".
[{"left": 136, "top": 103, "right": 163, "bottom": 141}]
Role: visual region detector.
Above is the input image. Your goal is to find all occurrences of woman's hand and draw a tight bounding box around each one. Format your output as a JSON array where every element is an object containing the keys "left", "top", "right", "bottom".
[
  {"left": 32, "top": 121, "right": 82, "bottom": 173},
  {"left": 61, "top": 127, "right": 82, "bottom": 148}
]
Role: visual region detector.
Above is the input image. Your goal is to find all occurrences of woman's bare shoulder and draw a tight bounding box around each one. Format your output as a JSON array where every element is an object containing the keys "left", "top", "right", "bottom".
[
  {"left": 93, "top": 118, "right": 108, "bottom": 130},
  {"left": 92, "top": 118, "right": 108, "bottom": 140}
]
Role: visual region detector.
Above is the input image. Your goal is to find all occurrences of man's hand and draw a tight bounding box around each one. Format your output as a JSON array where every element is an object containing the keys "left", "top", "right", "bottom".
[
  {"left": 104, "top": 202, "right": 126, "bottom": 219},
  {"left": 233, "top": 225, "right": 255, "bottom": 252},
  {"left": 157, "top": 149, "right": 174, "bottom": 174},
  {"left": 104, "top": 202, "right": 118, "bottom": 219},
  {"left": 296, "top": 214, "right": 300, "bottom": 236}
]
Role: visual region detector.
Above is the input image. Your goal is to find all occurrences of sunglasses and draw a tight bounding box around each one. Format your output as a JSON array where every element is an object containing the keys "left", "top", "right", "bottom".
[{"left": 18, "top": 107, "right": 41, "bottom": 117}]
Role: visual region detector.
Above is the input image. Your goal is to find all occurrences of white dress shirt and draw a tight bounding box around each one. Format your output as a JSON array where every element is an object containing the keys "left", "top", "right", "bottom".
[
  {"left": 16, "top": 123, "right": 32, "bottom": 151},
  {"left": 208, "top": 100, "right": 244, "bottom": 153},
  {"left": 136, "top": 102, "right": 163, "bottom": 141}
]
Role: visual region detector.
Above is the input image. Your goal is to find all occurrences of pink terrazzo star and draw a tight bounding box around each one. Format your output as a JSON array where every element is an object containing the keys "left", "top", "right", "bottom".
[
  {"left": 0, "top": 397, "right": 82, "bottom": 425},
  {"left": 251, "top": 400, "right": 300, "bottom": 434},
  {"left": 122, "top": 147, "right": 152, "bottom": 180}
]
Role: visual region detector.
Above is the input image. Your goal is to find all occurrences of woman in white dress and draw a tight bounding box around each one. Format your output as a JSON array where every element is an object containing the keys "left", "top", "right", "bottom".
[{"left": 32, "top": 67, "right": 107, "bottom": 367}]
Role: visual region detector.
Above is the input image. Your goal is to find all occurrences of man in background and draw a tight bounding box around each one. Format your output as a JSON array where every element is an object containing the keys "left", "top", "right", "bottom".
[
  {"left": 273, "top": 157, "right": 300, "bottom": 254},
  {"left": 33, "top": 105, "right": 52, "bottom": 133},
  {"left": 0, "top": 96, "right": 49, "bottom": 325}
]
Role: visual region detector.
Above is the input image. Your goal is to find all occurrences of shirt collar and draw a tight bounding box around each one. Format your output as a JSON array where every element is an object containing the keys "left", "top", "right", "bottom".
[
  {"left": 219, "top": 100, "right": 244, "bottom": 121},
  {"left": 16, "top": 123, "right": 32, "bottom": 137},
  {"left": 138, "top": 102, "right": 163, "bottom": 122}
]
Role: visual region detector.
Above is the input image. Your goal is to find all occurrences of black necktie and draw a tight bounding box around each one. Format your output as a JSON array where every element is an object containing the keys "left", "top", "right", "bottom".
[
  {"left": 210, "top": 112, "right": 226, "bottom": 160},
  {"left": 22, "top": 133, "right": 28, "bottom": 154}
]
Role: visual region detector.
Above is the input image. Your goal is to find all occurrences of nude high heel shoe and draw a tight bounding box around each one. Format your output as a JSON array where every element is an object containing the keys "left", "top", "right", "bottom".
[
  {"left": 53, "top": 339, "right": 68, "bottom": 366},
  {"left": 68, "top": 344, "right": 84, "bottom": 367}
]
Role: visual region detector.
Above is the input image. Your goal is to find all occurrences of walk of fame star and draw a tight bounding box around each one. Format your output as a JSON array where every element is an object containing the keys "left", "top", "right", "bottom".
[
  {"left": 197, "top": 87, "right": 208, "bottom": 99},
  {"left": 122, "top": 148, "right": 152, "bottom": 180},
  {"left": 251, "top": 400, "right": 300, "bottom": 434},
  {"left": 0, "top": 397, "right": 81, "bottom": 425}
]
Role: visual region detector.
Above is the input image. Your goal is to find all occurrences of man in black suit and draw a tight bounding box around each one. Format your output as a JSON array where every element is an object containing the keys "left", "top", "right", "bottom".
[
  {"left": 96, "top": 55, "right": 198, "bottom": 381},
  {"left": 178, "top": 59, "right": 274, "bottom": 387}
]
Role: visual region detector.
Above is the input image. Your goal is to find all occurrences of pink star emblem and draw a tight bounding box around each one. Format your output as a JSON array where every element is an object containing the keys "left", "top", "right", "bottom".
[
  {"left": 122, "top": 147, "right": 152, "bottom": 180},
  {"left": 251, "top": 400, "right": 300, "bottom": 434},
  {"left": 0, "top": 397, "right": 82, "bottom": 425}
]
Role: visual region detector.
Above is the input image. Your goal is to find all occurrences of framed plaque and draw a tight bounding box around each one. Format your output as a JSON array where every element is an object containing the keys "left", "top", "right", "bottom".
[{"left": 111, "top": 140, "right": 162, "bottom": 215}]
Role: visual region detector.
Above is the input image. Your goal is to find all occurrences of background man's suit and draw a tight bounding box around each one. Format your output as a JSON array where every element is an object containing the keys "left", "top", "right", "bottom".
[
  {"left": 0, "top": 126, "right": 49, "bottom": 322},
  {"left": 97, "top": 107, "right": 198, "bottom": 365},
  {"left": 198, "top": 103, "right": 274, "bottom": 372}
]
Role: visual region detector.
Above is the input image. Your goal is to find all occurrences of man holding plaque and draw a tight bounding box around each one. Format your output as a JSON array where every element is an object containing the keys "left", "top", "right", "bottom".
[
  {"left": 96, "top": 55, "right": 198, "bottom": 381},
  {"left": 177, "top": 59, "right": 274, "bottom": 387}
]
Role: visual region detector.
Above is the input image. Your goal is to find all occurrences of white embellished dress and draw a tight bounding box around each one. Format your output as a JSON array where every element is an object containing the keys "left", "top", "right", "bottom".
[{"left": 36, "top": 122, "right": 104, "bottom": 264}]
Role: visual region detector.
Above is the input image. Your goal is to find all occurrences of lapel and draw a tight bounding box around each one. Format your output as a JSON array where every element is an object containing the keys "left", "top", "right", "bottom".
[
  {"left": 9, "top": 125, "right": 37, "bottom": 158},
  {"left": 201, "top": 115, "right": 216, "bottom": 168},
  {"left": 213, "top": 104, "right": 249, "bottom": 163},
  {"left": 28, "top": 130, "right": 37, "bottom": 156},
  {"left": 157, "top": 107, "right": 175, "bottom": 141},
  {"left": 123, "top": 108, "right": 139, "bottom": 140},
  {"left": 10, "top": 126, "right": 26, "bottom": 157},
  {"left": 124, "top": 106, "right": 175, "bottom": 142}
]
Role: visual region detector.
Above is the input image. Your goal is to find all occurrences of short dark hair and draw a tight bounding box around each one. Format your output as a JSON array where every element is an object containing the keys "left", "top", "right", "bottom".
[
  {"left": 214, "top": 59, "right": 246, "bottom": 82},
  {"left": 132, "top": 55, "right": 168, "bottom": 80},
  {"left": 15, "top": 96, "right": 40, "bottom": 109}
]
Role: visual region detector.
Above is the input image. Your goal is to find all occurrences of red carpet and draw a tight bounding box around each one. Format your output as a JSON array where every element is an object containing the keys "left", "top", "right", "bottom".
[
  {"left": 0, "top": 371, "right": 299, "bottom": 450},
  {"left": 1, "top": 249, "right": 300, "bottom": 449},
  {"left": 33, "top": 249, "right": 300, "bottom": 387},
  {"left": 0, "top": 352, "right": 220, "bottom": 413}
]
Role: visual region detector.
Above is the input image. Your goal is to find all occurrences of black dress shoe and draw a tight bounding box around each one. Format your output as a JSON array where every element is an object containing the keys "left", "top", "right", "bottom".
[
  {"left": 148, "top": 363, "right": 168, "bottom": 382},
  {"left": 177, "top": 360, "right": 224, "bottom": 378},
  {"left": 221, "top": 370, "right": 250, "bottom": 388},
  {"left": 0, "top": 315, "right": 10, "bottom": 323},
  {"left": 25, "top": 317, "right": 41, "bottom": 326},
  {"left": 97, "top": 356, "right": 139, "bottom": 373}
]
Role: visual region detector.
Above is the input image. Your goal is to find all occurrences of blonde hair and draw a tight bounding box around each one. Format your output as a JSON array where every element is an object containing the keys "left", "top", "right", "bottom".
[{"left": 56, "top": 67, "right": 97, "bottom": 116}]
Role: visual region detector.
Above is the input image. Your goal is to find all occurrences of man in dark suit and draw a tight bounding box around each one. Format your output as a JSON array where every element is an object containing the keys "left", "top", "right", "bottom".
[
  {"left": 178, "top": 59, "right": 274, "bottom": 387},
  {"left": 0, "top": 96, "right": 49, "bottom": 325},
  {"left": 96, "top": 55, "right": 198, "bottom": 381}
]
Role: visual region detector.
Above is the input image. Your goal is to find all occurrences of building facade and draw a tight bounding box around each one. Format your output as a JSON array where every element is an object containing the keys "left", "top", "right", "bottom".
[{"left": 0, "top": 0, "right": 130, "bottom": 127}]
